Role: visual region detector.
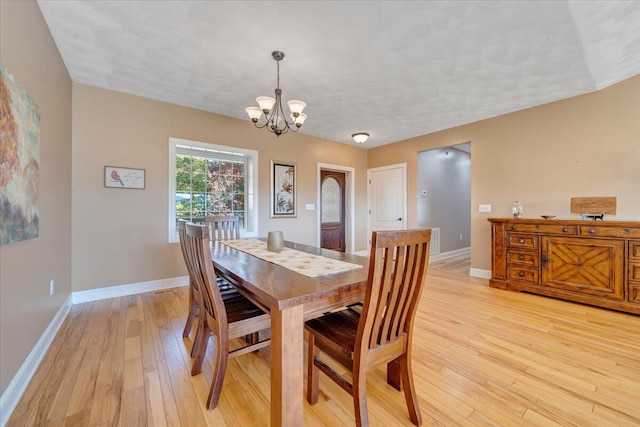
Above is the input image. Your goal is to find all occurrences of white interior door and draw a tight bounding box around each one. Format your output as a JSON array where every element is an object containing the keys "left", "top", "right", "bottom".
[{"left": 367, "top": 164, "right": 407, "bottom": 244}]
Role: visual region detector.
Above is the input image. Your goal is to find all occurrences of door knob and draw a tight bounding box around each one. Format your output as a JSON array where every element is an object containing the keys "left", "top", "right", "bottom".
[{"left": 397, "top": 217, "right": 402, "bottom": 221}]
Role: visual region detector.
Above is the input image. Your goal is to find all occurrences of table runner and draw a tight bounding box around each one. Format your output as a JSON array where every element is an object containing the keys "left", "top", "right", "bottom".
[{"left": 220, "top": 239, "right": 363, "bottom": 278}]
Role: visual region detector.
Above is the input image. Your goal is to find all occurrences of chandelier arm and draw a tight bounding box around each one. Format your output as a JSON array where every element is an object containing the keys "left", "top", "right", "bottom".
[
  {"left": 277, "top": 97, "right": 295, "bottom": 128},
  {"left": 252, "top": 120, "right": 270, "bottom": 130},
  {"left": 278, "top": 123, "right": 290, "bottom": 135}
]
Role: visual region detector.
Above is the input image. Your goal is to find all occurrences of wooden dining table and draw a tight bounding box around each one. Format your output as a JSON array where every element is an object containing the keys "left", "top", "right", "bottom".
[{"left": 210, "top": 239, "right": 369, "bottom": 426}]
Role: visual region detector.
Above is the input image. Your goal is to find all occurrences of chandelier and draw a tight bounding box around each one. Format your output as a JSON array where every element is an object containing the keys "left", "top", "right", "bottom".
[{"left": 245, "top": 51, "right": 307, "bottom": 136}]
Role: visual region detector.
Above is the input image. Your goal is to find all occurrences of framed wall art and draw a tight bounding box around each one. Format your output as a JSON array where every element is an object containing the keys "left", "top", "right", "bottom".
[
  {"left": 0, "top": 61, "right": 40, "bottom": 246},
  {"left": 104, "top": 166, "right": 145, "bottom": 189},
  {"left": 270, "top": 160, "right": 296, "bottom": 218}
]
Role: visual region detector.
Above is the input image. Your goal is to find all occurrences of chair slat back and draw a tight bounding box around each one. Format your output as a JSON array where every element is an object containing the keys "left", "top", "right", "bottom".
[
  {"left": 357, "top": 229, "right": 431, "bottom": 354},
  {"left": 178, "top": 220, "right": 200, "bottom": 292},
  {"left": 177, "top": 219, "right": 190, "bottom": 269},
  {"left": 185, "top": 223, "right": 228, "bottom": 332},
  {"left": 204, "top": 216, "right": 241, "bottom": 241}
]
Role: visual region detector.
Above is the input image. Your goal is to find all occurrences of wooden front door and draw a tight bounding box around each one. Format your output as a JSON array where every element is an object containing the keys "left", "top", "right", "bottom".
[{"left": 320, "top": 170, "right": 345, "bottom": 252}]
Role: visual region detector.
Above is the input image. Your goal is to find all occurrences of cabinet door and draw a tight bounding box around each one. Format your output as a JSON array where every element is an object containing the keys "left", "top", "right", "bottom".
[{"left": 541, "top": 236, "right": 624, "bottom": 300}]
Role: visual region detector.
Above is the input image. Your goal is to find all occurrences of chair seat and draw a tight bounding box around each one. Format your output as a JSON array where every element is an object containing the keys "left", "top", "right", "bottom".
[
  {"left": 305, "top": 308, "right": 360, "bottom": 357},
  {"left": 217, "top": 277, "right": 240, "bottom": 299},
  {"left": 224, "top": 294, "right": 268, "bottom": 324}
]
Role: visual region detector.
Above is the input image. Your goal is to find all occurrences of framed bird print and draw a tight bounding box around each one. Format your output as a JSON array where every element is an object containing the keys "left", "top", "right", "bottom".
[{"left": 104, "top": 166, "right": 145, "bottom": 189}]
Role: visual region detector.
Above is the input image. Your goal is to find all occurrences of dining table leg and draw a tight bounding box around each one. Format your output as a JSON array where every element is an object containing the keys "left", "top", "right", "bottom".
[{"left": 271, "top": 304, "right": 304, "bottom": 426}]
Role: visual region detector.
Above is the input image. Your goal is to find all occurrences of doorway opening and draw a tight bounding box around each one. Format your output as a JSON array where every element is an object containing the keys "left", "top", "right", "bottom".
[{"left": 417, "top": 142, "right": 471, "bottom": 261}]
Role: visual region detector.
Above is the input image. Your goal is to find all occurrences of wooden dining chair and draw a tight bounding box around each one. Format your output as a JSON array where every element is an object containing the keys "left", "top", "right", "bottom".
[
  {"left": 202, "top": 215, "right": 260, "bottom": 344},
  {"left": 204, "top": 215, "right": 241, "bottom": 241},
  {"left": 178, "top": 220, "right": 238, "bottom": 356},
  {"left": 185, "top": 222, "right": 271, "bottom": 410},
  {"left": 305, "top": 229, "right": 431, "bottom": 426}
]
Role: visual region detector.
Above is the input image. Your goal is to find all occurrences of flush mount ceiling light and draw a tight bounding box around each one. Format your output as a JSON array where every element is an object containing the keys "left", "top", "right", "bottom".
[
  {"left": 245, "top": 51, "right": 307, "bottom": 137},
  {"left": 351, "top": 132, "right": 370, "bottom": 144}
]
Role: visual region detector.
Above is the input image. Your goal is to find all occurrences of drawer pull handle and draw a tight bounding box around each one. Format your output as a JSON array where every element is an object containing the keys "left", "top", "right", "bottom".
[
  {"left": 562, "top": 227, "right": 568, "bottom": 232},
  {"left": 589, "top": 229, "right": 595, "bottom": 234},
  {"left": 625, "top": 228, "right": 630, "bottom": 233},
  {"left": 519, "top": 255, "right": 525, "bottom": 260},
  {"left": 518, "top": 272, "right": 525, "bottom": 277},
  {"left": 511, "top": 225, "right": 517, "bottom": 230},
  {"left": 518, "top": 238, "right": 525, "bottom": 244}
]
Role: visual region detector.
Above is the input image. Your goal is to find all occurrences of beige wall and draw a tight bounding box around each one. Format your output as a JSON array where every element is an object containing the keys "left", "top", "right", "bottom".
[
  {"left": 72, "top": 84, "right": 369, "bottom": 291},
  {"left": 369, "top": 75, "right": 640, "bottom": 272},
  {"left": 0, "top": 1, "right": 72, "bottom": 394}
]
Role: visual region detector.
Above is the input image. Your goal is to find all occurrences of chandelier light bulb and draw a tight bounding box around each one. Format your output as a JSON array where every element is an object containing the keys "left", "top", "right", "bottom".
[
  {"left": 287, "top": 100, "right": 306, "bottom": 115},
  {"left": 245, "top": 106, "right": 262, "bottom": 122},
  {"left": 292, "top": 112, "right": 307, "bottom": 127},
  {"left": 256, "top": 96, "right": 276, "bottom": 114}
]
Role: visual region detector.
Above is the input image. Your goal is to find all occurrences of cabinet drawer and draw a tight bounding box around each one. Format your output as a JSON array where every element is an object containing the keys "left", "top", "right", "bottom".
[
  {"left": 629, "top": 261, "right": 640, "bottom": 281},
  {"left": 507, "top": 249, "right": 539, "bottom": 267},
  {"left": 507, "top": 266, "right": 538, "bottom": 284},
  {"left": 630, "top": 241, "right": 640, "bottom": 260},
  {"left": 580, "top": 226, "right": 640, "bottom": 238},
  {"left": 507, "top": 233, "right": 539, "bottom": 249},
  {"left": 629, "top": 282, "right": 640, "bottom": 304},
  {"left": 507, "top": 223, "right": 577, "bottom": 235}
]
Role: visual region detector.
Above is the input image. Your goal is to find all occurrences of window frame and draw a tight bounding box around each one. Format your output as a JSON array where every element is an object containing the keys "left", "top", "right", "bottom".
[{"left": 168, "top": 137, "right": 258, "bottom": 243}]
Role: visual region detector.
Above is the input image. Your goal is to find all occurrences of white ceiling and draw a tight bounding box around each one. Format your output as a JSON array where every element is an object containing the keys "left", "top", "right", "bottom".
[{"left": 37, "top": 1, "right": 640, "bottom": 148}]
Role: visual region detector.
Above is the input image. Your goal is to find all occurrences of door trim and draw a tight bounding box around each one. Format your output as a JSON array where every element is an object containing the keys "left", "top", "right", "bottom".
[
  {"left": 367, "top": 163, "right": 407, "bottom": 248},
  {"left": 317, "top": 163, "right": 355, "bottom": 253}
]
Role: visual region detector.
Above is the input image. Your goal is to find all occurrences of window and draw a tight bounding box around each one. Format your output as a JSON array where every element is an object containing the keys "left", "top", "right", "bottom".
[{"left": 168, "top": 138, "right": 258, "bottom": 243}]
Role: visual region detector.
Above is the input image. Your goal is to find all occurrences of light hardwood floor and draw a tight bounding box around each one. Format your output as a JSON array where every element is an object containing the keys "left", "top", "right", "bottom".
[
  {"left": 429, "top": 252, "right": 471, "bottom": 275},
  {"left": 8, "top": 254, "right": 640, "bottom": 426}
]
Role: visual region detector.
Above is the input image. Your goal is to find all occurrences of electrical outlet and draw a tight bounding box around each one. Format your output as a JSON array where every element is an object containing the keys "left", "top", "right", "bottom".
[
  {"left": 460, "top": 234, "right": 463, "bottom": 240},
  {"left": 49, "top": 279, "right": 55, "bottom": 296},
  {"left": 478, "top": 204, "right": 492, "bottom": 213}
]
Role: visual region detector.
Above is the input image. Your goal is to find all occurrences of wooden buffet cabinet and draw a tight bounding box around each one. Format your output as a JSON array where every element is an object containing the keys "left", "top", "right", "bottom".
[{"left": 489, "top": 218, "right": 640, "bottom": 315}]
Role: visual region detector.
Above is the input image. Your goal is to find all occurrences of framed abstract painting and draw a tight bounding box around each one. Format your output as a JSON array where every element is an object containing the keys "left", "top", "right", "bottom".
[{"left": 0, "top": 61, "right": 40, "bottom": 246}]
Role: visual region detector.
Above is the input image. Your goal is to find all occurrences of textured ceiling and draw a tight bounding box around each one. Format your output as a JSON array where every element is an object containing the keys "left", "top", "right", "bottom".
[{"left": 37, "top": 1, "right": 640, "bottom": 148}]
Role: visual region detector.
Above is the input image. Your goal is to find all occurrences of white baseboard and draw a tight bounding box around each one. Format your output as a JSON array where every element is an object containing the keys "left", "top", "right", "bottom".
[
  {"left": 428, "top": 248, "right": 490, "bottom": 278},
  {"left": 470, "top": 268, "right": 491, "bottom": 279},
  {"left": 0, "top": 294, "right": 73, "bottom": 427},
  {"left": 429, "top": 247, "right": 470, "bottom": 262},
  {"left": 71, "top": 275, "right": 188, "bottom": 304},
  {"left": 0, "top": 275, "right": 189, "bottom": 426}
]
